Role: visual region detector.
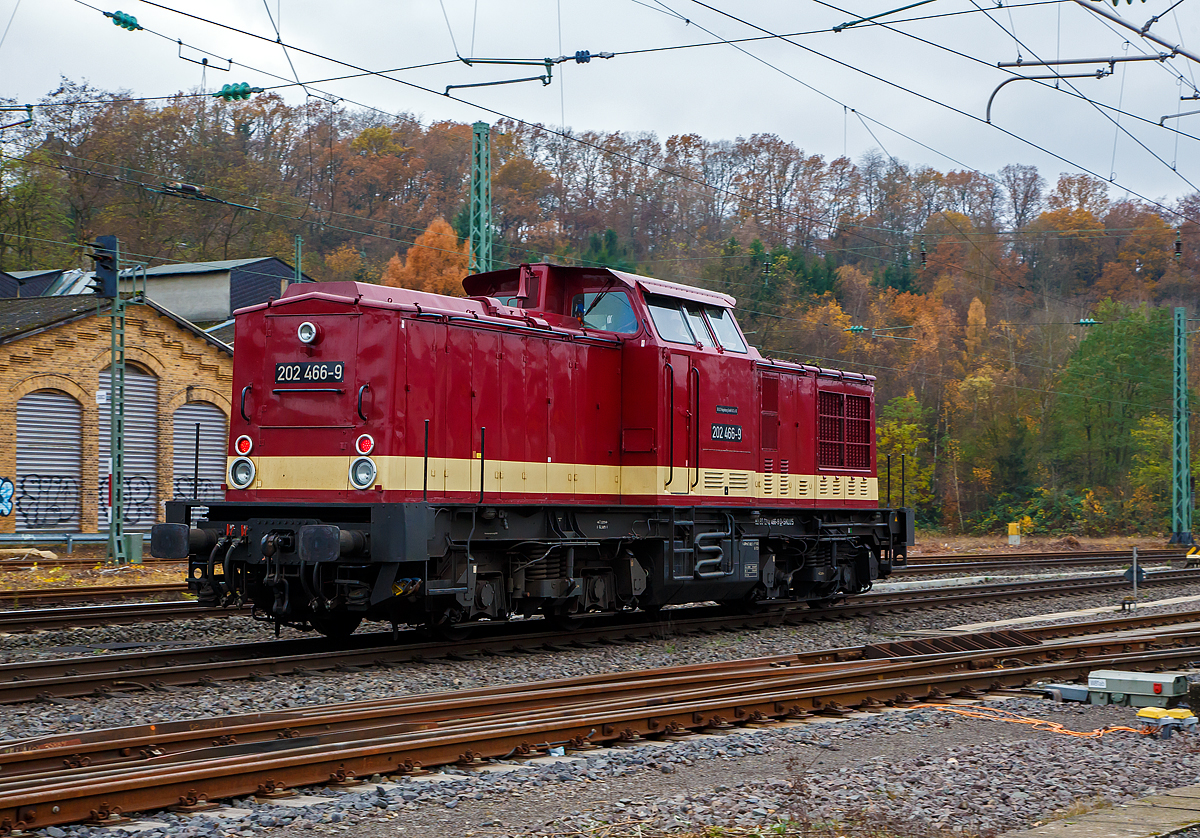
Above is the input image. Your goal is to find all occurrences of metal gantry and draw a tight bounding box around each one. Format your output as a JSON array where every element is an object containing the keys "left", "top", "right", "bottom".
[
  {"left": 1171, "top": 307, "right": 1194, "bottom": 544},
  {"left": 469, "top": 121, "right": 493, "bottom": 275}
]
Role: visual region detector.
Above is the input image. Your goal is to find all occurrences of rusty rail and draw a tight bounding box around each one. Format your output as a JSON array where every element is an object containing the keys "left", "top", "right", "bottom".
[
  {"left": 0, "top": 584, "right": 185, "bottom": 608},
  {"left": 3, "top": 569, "right": 1198, "bottom": 703},
  {"left": 1, "top": 623, "right": 1198, "bottom": 834}
]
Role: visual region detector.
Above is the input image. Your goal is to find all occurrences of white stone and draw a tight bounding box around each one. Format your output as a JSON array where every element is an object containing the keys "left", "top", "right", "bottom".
[
  {"left": 199, "top": 807, "right": 253, "bottom": 820},
  {"left": 260, "top": 794, "right": 336, "bottom": 808},
  {"left": 102, "top": 820, "right": 171, "bottom": 833}
]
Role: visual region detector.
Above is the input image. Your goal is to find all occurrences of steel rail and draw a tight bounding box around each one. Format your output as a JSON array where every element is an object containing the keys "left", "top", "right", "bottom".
[
  {"left": 0, "top": 584, "right": 185, "bottom": 607},
  {"left": 0, "top": 601, "right": 249, "bottom": 632},
  {"left": 0, "top": 558, "right": 180, "bottom": 572},
  {"left": 898, "top": 556, "right": 1171, "bottom": 574},
  {"left": 1, "top": 628, "right": 1198, "bottom": 833},
  {"left": 2, "top": 569, "right": 1197, "bottom": 703},
  {"left": 903, "top": 548, "right": 1185, "bottom": 566},
  {"left": 18, "top": 618, "right": 1168, "bottom": 781}
]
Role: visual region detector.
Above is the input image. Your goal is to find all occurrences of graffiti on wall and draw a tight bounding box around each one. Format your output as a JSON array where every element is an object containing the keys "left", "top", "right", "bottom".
[
  {"left": 0, "top": 478, "right": 13, "bottom": 516},
  {"left": 96, "top": 475, "right": 157, "bottom": 526},
  {"left": 172, "top": 477, "right": 223, "bottom": 503},
  {"left": 16, "top": 475, "right": 79, "bottom": 527}
]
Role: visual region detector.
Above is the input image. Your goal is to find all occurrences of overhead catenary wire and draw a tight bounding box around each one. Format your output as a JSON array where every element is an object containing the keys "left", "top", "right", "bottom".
[
  {"left": 0, "top": 0, "right": 21, "bottom": 55},
  {"left": 15, "top": 6, "right": 1183, "bottom": 415},
  {"left": 2, "top": 8, "right": 1190, "bottom": 309},
  {"left": 26, "top": 0, "right": 1197, "bottom": 298},
  {"left": 965, "top": 0, "right": 1200, "bottom": 193},
  {"left": 682, "top": 0, "right": 1200, "bottom": 200},
  {"left": 10, "top": 0, "right": 1194, "bottom": 334},
  {"left": 51, "top": 0, "right": 1200, "bottom": 233},
  {"left": 115, "top": 0, "right": 1200, "bottom": 233}
]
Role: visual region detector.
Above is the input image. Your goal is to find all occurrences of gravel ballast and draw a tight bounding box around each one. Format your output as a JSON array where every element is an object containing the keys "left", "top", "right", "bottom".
[
  {"left": 16, "top": 700, "right": 1200, "bottom": 838},
  {"left": 5, "top": 573, "right": 1200, "bottom": 837}
]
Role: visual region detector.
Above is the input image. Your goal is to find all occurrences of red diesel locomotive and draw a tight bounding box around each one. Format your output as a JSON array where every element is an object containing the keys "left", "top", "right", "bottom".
[{"left": 152, "top": 263, "right": 912, "bottom": 636}]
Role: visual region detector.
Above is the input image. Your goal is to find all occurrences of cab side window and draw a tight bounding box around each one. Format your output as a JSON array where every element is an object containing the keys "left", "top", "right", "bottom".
[
  {"left": 647, "top": 297, "right": 695, "bottom": 344},
  {"left": 683, "top": 305, "right": 716, "bottom": 348},
  {"left": 704, "top": 306, "right": 748, "bottom": 353}
]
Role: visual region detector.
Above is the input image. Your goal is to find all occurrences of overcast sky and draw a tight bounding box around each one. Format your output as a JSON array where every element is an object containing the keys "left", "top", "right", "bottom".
[{"left": 2, "top": 0, "right": 1200, "bottom": 212}]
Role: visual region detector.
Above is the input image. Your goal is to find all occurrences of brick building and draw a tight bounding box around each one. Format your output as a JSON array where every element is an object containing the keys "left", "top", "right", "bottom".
[{"left": 0, "top": 297, "right": 233, "bottom": 534}]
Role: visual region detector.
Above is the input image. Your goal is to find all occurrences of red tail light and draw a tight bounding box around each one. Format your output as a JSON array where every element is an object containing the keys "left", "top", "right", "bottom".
[{"left": 356, "top": 434, "right": 375, "bottom": 455}]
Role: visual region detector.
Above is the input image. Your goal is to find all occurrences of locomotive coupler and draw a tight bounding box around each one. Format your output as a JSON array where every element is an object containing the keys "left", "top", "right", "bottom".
[
  {"left": 261, "top": 531, "right": 296, "bottom": 558},
  {"left": 297, "top": 525, "right": 368, "bottom": 562}
]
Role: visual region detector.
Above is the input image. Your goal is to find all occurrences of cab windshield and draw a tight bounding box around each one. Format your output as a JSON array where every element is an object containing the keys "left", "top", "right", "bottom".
[{"left": 570, "top": 290, "right": 638, "bottom": 334}]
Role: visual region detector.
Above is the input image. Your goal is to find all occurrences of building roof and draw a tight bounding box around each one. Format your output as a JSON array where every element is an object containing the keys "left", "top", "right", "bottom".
[
  {"left": 206, "top": 321, "right": 236, "bottom": 346},
  {"left": 137, "top": 258, "right": 273, "bottom": 277},
  {"left": 8, "top": 269, "right": 63, "bottom": 280},
  {"left": 3, "top": 258, "right": 310, "bottom": 293},
  {"left": 0, "top": 296, "right": 103, "bottom": 343},
  {"left": 0, "top": 295, "right": 232, "bottom": 354}
]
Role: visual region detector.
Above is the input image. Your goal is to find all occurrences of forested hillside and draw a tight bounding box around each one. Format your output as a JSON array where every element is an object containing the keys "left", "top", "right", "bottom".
[{"left": 2, "top": 81, "right": 1197, "bottom": 535}]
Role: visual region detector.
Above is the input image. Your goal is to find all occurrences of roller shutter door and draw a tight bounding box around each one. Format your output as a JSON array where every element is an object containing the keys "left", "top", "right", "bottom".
[
  {"left": 172, "top": 402, "right": 227, "bottom": 503},
  {"left": 14, "top": 390, "right": 82, "bottom": 531},
  {"left": 99, "top": 367, "right": 159, "bottom": 529}
]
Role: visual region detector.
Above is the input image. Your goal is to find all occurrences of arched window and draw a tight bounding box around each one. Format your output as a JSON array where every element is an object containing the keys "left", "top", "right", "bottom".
[
  {"left": 99, "top": 365, "right": 159, "bottom": 528},
  {"left": 15, "top": 389, "right": 82, "bottom": 531},
  {"left": 172, "top": 402, "right": 228, "bottom": 502}
]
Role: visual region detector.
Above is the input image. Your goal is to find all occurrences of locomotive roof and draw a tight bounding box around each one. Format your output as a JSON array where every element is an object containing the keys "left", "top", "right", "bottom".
[
  {"left": 244, "top": 273, "right": 872, "bottom": 382},
  {"left": 609, "top": 269, "right": 736, "bottom": 308},
  {"left": 247, "top": 265, "right": 738, "bottom": 319},
  {"left": 462, "top": 264, "right": 737, "bottom": 308}
]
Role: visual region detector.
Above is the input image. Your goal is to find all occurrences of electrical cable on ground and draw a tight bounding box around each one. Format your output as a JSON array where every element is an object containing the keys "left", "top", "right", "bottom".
[{"left": 914, "top": 703, "right": 1150, "bottom": 738}]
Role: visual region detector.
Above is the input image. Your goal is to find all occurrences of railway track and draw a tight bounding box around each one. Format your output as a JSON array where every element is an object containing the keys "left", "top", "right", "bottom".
[
  {"left": 0, "top": 600, "right": 250, "bottom": 632},
  {"left": 0, "top": 556, "right": 181, "bottom": 571},
  {"left": 0, "top": 558, "right": 1160, "bottom": 622},
  {"left": 0, "top": 552, "right": 1188, "bottom": 627},
  {"left": 0, "top": 548, "right": 1183, "bottom": 575},
  {"left": 2, "top": 612, "right": 1199, "bottom": 834},
  {"left": 0, "top": 584, "right": 185, "bottom": 608},
  {"left": 1, "top": 568, "right": 1197, "bottom": 701},
  {"left": 899, "top": 547, "right": 1187, "bottom": 574}
]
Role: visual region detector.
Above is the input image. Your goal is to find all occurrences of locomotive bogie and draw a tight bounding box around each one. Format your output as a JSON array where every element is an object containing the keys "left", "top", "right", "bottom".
[{"left": 162, "top": 498, "right": 910, "bottom": 635}]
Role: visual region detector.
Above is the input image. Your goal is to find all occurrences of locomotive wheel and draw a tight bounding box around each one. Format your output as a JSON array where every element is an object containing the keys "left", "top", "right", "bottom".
[
  {"left": 308, "top": 612, "right": 363, "bottom": 638},
  {"left": 430, "top": 604, "right": 471, "bottom": 641},
  {"left": 541, "top": 601, "right": 584, "bottom": 631},
  {"left": 726, "top": 585, "right": 768, "bottom": 614},
  {"left": 805, "top": 582, "right": 845, "bottom": 610}
]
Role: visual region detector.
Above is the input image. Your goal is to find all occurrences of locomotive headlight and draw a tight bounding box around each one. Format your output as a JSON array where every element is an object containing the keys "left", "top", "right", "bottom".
[
  {"left": 350, "top": 456, "right": 377, "bottom": 489},
  {"left": 297, "top": 321, "right": 321, "bottom": 344},
  {"left": 229, "top": 457, "right": 256, "bottom": 489}
]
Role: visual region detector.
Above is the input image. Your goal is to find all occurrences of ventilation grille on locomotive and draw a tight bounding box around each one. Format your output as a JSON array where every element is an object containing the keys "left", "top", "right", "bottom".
[{"left": 817, "top": 391, "right": 871, "bottom": 470}]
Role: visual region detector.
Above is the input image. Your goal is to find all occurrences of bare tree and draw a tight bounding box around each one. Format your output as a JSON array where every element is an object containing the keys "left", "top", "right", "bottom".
[{"left": 999, "top": 163, "right": 1045, "bottom": 229}]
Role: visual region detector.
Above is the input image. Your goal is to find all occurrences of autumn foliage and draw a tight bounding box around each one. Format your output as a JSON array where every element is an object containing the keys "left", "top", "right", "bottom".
[
  {"left": 2, "top": 81, "right": 1199, "bottom": 535},
  {"left": 379, "top": 217, "right": 468, "bottom": 297}
]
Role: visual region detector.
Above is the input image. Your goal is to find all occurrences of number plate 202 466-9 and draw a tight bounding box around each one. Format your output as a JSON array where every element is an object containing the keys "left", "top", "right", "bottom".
[
  {"left": 711, "top": 423, "right": 743, "bottom": 442},
  {"left": 276, "top": 361, "right": 344, "bottom": 383}
]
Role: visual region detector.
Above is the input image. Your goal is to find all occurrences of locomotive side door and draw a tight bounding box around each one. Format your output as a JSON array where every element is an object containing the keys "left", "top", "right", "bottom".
[{"left": 665, "top": 352, "right": 693, "bottom": 495}]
